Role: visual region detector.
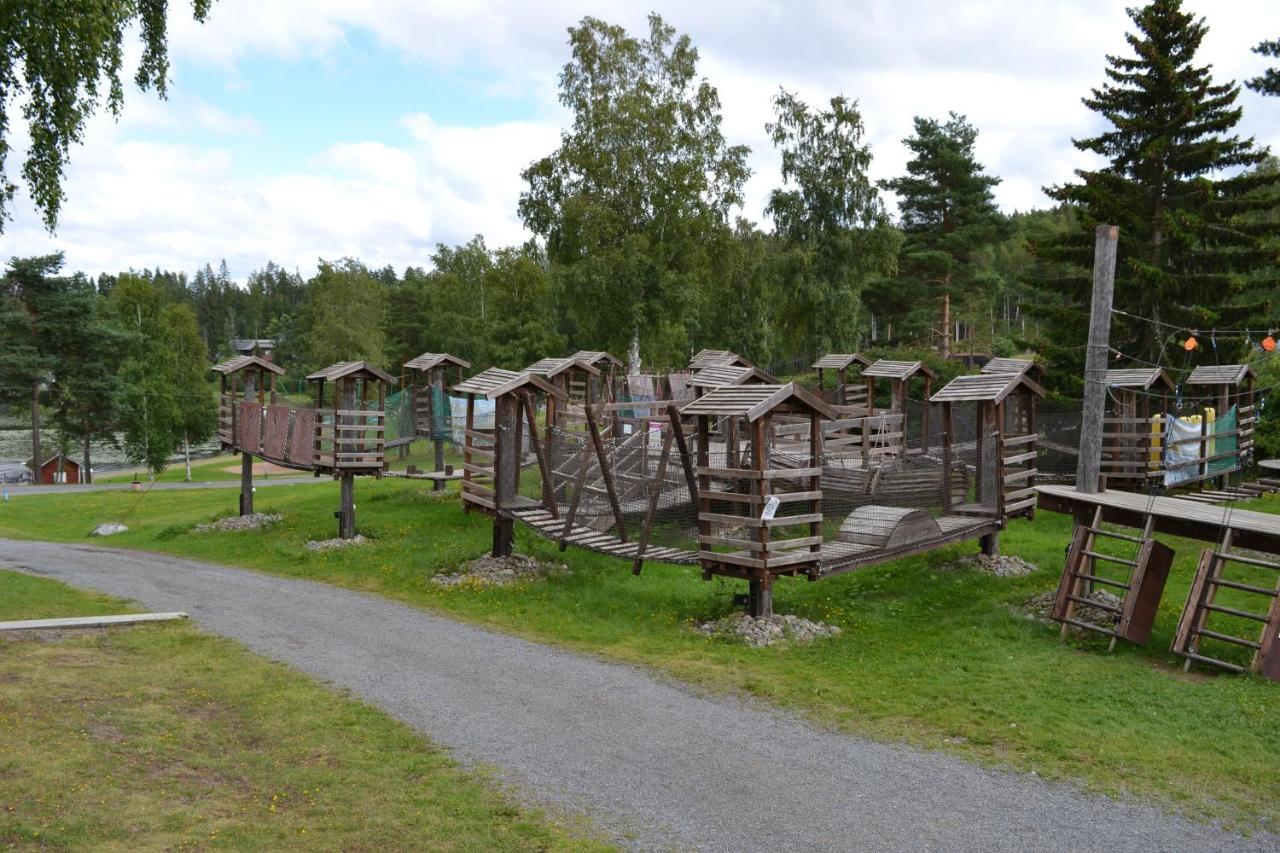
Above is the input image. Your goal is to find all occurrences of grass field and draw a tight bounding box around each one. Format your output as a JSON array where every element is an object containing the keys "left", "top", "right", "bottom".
[
  {"left": 2, "top": 479, "right": 1278, "bottom": 829},
  {"left": 0, "top": 569, "right": 603, "bottom": 850}
]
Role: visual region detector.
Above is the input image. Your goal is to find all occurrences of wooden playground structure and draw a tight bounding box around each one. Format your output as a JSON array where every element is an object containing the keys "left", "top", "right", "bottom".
[
  {"left": 397, "top": 352, "right": 471, "bottom": 489},
  {"left": 443, "top": 348, "right": 1045, "bottom": 618},
  {"left": 213, "top": 356, "right": 392, "bottom": 538}
]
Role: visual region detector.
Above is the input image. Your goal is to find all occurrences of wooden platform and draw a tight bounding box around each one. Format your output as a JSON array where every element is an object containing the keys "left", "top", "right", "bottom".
[
  {"left": 818, "top": 514, "right": 998, "bottom": 576},
  {"left": 1036, "top": 485, "right": 1280, "bottom": 554}
]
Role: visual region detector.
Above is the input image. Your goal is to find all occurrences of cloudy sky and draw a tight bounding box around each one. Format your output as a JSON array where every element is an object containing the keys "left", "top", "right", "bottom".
[{"left": 4, "top": 0, "right": 1279, "bottom": 281}]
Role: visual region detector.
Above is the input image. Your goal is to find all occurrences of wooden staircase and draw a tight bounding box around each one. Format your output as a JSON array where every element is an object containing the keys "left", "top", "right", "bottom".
[
  {"left": 1050, "top": 507, "right": 1175, "bottom": 646},
  {"left": 1171, "top": 529, "right": 1280, "bottom": 680}
]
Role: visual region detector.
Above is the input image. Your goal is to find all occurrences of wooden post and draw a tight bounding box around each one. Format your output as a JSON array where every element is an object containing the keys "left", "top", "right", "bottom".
[
  {"left": 1077, "top": 223, "right": 1119, "bottom": 494},
  {"left": 337, "top": 473, "right": 356, "bottom": 539},
  {"left": 462, "top": 394, "right": 475, "bottom": 514},
  {"left": 432, "top": 368, "right": 446, "bottom": 490},
  {"left": 239, "top": 451, "right": 254, "bottom": 516},
  {"left": 492, "top": 394, "right": 518, "bottom": 557},
  {"left": 941, "top": 402, "right": 954, "bottom": 511},
  {"left": 749, "top": 577, "right": 774, "bottom": 620}
]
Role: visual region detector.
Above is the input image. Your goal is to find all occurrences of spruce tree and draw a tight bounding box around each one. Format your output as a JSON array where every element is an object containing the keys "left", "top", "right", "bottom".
[
  {"left": 1248, "top": 39, "right": 1280, "bottom": 97},
  {"left": 880, "top": 113, "right": 1008, "bottom": 355},
  {"left": 1034, "top": 0, "right": 1280, "bottom": 388}
]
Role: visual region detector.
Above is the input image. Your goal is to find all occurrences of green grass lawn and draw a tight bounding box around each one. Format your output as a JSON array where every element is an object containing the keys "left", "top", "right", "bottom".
[
  {"left": 0, "top": 569, "right": 604, "bottom": 850},
  {"left": 97, "top": 454, "right": 252, "bottom": 484},
  {"left": 2, "top": 479, "right": 1278, "bottom": 829}
]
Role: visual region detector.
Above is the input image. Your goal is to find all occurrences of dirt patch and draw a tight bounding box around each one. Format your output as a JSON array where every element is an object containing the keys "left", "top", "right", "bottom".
[
  {"left": 432, "top": 554, "right": 568, "bottom": 588},
  {"left": 219, "top": 461, "right": 295, "bottom": 476}
]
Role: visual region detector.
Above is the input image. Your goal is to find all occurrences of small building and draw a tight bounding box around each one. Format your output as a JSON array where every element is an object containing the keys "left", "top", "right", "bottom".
[
  {"left": 452, "top": 367, "right": 566, "bottom": 555},
  {"left": 980, "top": 357, "right": 1045, "bottom": 384},
  {"left": 27, "top": 454, "right": 82, "bottom": 485},
  {"left": 680, "top": 382, "right": 836, "bottom": 617},
  {"left": 929, "top": 371, "right": 1044, "bottom": 523},
  {"left": 861, "top": 359, "right": 939, "bottom": 450},
  {"left": 232, "top": 338, "right": 276, "bottom": 360},
  {"left": 688, "top": 349, "right": 755, "bottom": 372},
  {"left": 812, "top": 353, "right": 873, "bottom": 410}
]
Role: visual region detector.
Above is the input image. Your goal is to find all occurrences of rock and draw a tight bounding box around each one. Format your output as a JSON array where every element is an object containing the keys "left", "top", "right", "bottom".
[
  {"left": 193, "top": 513, "right": 281, "bottom": 533},
  {"left": 432, "top": 554, "right": 569, "bottom": 589},
  {"left": 694, "top": 613, "right": 842, "bottom": 647},
  {"left": 1023, "top": 588, "right": 1122, "bottom": 626},
  {"left": 305, "top": 534, "right": 368, "bottom": 551},
  {"left": 91, "top": 523, "right": 128, "bottom": 537},
  {"left": 941, "top": 553, "right": 1037, "bottom": 577}
]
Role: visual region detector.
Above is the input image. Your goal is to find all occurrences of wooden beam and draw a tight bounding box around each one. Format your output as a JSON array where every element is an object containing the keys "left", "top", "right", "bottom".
[
  {"left": 1077, "top": 223, "right": 1119, "bottom": 493},
  {"left": 632, "top": 426, "right": 674, "bottom": 575},
  {"left": 0, "top": 612, "right": 189, "bottom": 631},
  {"left": 585, "top": 404, "right": 628, "bottom": 542},
  {"left": 521, "top": 391, "right": 559, "bottom": 518}
]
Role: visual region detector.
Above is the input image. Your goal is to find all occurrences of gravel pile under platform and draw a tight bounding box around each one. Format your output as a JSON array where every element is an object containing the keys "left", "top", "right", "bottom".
[
  {"left": 306, "top": 534, "right": 368, "bottom": 551},
  {"left": 432, "top": 554, "right": 568, "bottom": 588},
  {"left": 695, "top": 613, "right": 842, "bottom": 647},
  {"left": 942, "top": 553, "right": 1037, "bottom": 577},
  {"left": 194, "top": 513, "right": 281, "bottom": 533},
  {"left": 1024, "top": 588, "right": 1123, "bottom": 626}
]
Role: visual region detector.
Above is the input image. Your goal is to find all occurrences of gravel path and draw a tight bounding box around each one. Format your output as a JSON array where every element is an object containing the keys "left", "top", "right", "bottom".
[{"left": 1, "top": 538, "right": 1271, "bottom": 852}]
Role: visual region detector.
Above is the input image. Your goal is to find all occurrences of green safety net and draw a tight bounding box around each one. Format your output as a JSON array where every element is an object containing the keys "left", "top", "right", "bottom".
[
  {"left": 384, "top": 387, "right": 453, "bottom": 443},
  {"left": 1209, "top": 405, "right": 1238, "bottom": 474}
]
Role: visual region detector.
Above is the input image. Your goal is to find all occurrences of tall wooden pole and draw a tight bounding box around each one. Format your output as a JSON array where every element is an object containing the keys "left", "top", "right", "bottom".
[
  {"left": 432, "top": 369, "right": 446, "bottom": 489},
  {"left": 1076, "top": 224, "right": 1119, "bottom": 494},
  {"left": 240, "top": 452, "right": 254, "bottom": 516}
]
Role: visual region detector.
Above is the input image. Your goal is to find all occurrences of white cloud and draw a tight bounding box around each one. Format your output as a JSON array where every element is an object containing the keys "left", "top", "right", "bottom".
[{"left": 4, "top": 0, "right": 1279, "bottom": 278}]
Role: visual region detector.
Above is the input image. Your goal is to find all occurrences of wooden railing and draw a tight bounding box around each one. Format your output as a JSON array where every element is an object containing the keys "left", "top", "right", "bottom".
[{"left": 231, "top": 398, "right": 385, "bottom": 472}]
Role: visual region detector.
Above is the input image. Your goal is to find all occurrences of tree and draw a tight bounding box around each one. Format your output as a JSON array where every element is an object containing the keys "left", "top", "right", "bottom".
[
  {"left": 109, "top": 273, "right": 181, "bottom": 474},
  {"left": 0, "top": 1, "right": 214, "bottom": 231},
  {"left": 299, "top": 259, "right": 388, "bottom": 371},
  {"left": 881, "top": 113, "right": 1009, "bottom": 356},
  {"left": 0, "top": 254, "right": 65, "bottom": 477},
  {"left": 520, "top": 14, "right": 749, "bottom": 369},
  {"left": 163, "top": 303, "right": 216, "bottom": 480},
  {"left": 766, "top": 90, "right": 901, "bottom": 358},
  {"left": 41, "top": 275, "right": 124, "bottom": 482},
  {"left": 1033, "top": 0, "right": 1280, "bottom": 389},
  {"left": 1248, "top": 39, "right": 1280, "bottom": 96}
]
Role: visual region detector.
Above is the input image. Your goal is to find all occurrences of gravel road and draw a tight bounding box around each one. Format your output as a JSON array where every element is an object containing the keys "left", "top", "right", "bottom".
[{"left": 1, "top": 538, "right": 1272, "bottom": 852}]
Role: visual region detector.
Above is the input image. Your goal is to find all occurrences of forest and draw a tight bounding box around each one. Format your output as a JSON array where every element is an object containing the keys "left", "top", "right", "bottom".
[{"left": 3, "top": 1, "right": 1280, "bottom": 475}]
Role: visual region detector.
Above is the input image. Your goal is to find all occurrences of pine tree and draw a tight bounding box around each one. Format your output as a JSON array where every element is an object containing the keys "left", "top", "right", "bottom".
[
  {"left": 1034, "top": 0, "right": 1280, "bottom": 387},
  {"left": 880, "top": 113, "right": 1008, "bottom": 355},
  {"left": 1248, "top": 39, "right": 1280, "bottom": 96}
]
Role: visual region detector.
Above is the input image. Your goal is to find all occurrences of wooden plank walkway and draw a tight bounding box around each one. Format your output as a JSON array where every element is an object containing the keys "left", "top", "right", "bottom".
[
  {"left": 1036, "top": 485, "right": 1280, "bottom": 554},
  {"left": 509, "top": 506, "right": 701, "bottom": 565}
]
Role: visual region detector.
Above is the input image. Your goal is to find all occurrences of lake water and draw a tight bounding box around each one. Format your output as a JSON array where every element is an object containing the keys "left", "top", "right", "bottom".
[{"left": 0, "top": 428, "right": 219, "bottom": 474}]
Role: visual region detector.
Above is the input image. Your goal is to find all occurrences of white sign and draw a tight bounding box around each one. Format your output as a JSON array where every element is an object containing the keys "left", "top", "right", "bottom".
[{"left": 761, "top": 495, "right": 781, "bottom": 521}]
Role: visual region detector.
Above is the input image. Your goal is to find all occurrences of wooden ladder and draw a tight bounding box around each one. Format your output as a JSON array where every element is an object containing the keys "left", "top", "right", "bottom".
[
  {"left": 1172, "top": 529, "right": 1280, "bottom": 680},
  {"left": 1051, "top": 507, "right": 1175, "bottom": 648}
]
